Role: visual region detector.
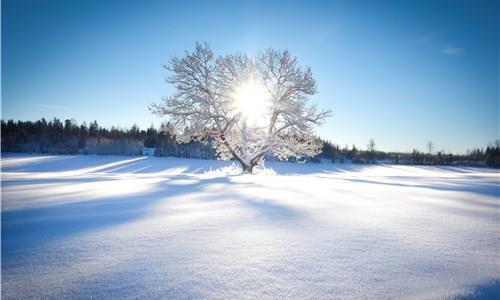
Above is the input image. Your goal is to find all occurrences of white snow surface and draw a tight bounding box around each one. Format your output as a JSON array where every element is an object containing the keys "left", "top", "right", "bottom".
[{"left": 1, "top": 154, "right": 499, "bottom": 299}]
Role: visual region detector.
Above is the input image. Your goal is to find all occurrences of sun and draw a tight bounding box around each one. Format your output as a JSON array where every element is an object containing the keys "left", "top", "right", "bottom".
[{"left": 233, "top": 80, "right": 271, "bottom": 125}]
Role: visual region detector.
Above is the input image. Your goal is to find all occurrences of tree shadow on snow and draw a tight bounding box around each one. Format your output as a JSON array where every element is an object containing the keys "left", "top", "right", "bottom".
[
  {"left": 1, "top": 174, "right": 303, "bottom": 264},
  {"left": 456, "top": 280, "right": 500, "bottom": 300},
  {"left": 342, "top": 177, "right": 499, "bottom": 198}
]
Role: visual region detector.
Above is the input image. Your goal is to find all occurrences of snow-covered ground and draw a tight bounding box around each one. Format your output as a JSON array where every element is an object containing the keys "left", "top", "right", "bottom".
[{"left": 1, "top": 154, "right": 499, "bottom": 299}]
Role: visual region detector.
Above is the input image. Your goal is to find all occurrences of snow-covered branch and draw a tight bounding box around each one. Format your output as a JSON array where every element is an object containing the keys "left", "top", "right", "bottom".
[{"left": 150, "top": 43, "right": 332, "bottom": 172}]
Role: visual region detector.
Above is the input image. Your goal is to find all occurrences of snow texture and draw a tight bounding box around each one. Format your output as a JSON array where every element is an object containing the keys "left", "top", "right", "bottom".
[{"left": 1, "top": 154, "right": 499, "bottom": 299}]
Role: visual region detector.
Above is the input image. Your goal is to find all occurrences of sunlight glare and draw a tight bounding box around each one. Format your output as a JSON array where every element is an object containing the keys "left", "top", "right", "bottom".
[{"left": 233, "top": 80, "right": 271, "bottom": 125}]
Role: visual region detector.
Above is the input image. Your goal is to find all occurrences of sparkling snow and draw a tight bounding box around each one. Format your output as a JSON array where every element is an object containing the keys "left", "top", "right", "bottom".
[{"left": 1, "top": 154, "right": 499, "bottom": 299}]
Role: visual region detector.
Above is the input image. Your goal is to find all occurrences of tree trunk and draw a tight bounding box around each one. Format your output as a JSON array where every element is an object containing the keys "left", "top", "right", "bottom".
[
  {"left": 218, "top": 132, "right": 255, "bottom": 173},
  {"left": 240, "top": 161, "right": 255, "bottom": 174}
]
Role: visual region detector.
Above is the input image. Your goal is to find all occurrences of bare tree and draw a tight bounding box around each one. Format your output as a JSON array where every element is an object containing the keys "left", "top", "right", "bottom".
[
  {"left": 427, "top": 141, "right": 434, "bottom": 155},
  {"left": 367, "top": 139, "right": 376, "bottom": 152},
  {"left": 367, "top": 139, "right": 376, "bottom": 163},
  {"left": 150, "top": 43, "right": 331, "bottom": 173}
]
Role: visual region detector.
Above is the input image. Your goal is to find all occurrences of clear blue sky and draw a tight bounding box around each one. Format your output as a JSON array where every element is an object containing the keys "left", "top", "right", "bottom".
[{"left": 2, "top": 0, "right": 498, "bottom": 153}]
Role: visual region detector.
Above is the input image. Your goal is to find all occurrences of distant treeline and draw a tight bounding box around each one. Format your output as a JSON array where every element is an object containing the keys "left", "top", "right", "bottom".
[
  {"left": 1, "top": 118, "right": 215, "bottom": 159},
  {"left": 320, "top": 140, "right": 500, "bottom": 168},
  {"left": 2, "top": 118, "right": 499, "bottom": 168}
]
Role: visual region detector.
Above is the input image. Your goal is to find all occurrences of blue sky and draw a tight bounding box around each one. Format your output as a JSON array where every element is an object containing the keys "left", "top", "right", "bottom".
[{"left": 2, "top": 0, "right": 498, "bottom": 153}]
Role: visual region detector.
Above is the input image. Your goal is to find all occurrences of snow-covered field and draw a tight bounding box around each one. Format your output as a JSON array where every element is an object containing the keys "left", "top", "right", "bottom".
[{"left": 1, "top": 154, "right": 499, "bottom": 299}]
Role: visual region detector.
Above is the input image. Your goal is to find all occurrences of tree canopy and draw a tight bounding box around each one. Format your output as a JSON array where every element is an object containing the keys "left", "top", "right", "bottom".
[{"left": 150, "top": 43, "right": 331, "bottom": 172}]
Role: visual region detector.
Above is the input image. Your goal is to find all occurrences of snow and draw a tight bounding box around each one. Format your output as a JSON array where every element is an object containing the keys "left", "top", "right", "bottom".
[{"left": 1, "top": 153, "right": 499, "bottom": 299}]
